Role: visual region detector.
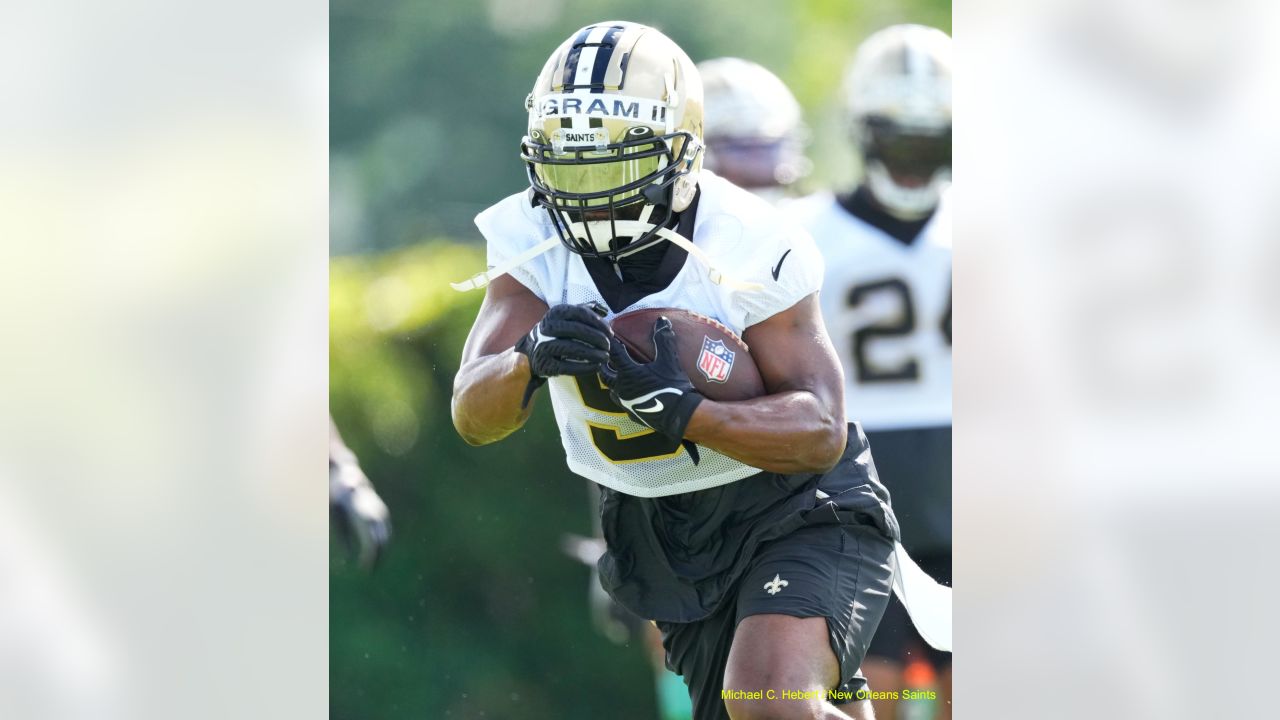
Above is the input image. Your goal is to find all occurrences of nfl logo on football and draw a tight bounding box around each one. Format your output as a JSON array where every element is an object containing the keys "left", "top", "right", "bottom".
[{"left": 697, "top": 336, "right": 735, "bottom": 384}]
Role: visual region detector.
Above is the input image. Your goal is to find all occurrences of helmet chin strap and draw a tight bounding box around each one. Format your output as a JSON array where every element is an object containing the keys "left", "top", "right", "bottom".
[
  {"left": 576, "top": 202, "right": 658, "bottom": 257},
  {"left": 867, "top": 161, "right": 949, "bottom": 221},
  {"left": 449, "top": 235, "right": 561, "bottom": 292},
  {"left": 451, "top": 202, "right": 762, "bottom": 292}
]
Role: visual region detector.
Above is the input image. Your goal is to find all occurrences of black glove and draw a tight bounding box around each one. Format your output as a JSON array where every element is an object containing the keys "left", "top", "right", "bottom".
[
  {"left": 514, "top": 303, "right": 612, "bottom": 407},
  {"left": 600, "top": 317, "right": 705, "bottom": 445},
  {"left": 329, "top": 460, "right": 392, "bottom": 570}
]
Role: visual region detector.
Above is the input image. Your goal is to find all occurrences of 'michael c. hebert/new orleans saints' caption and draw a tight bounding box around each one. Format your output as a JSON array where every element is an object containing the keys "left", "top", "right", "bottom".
[{"left": 721, "top": 688, "right": 938, "bottom": 703}]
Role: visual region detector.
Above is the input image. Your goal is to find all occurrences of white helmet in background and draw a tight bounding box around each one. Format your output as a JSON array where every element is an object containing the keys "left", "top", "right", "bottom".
[
  {"left": 845, "top": 24, "right": 952, "bottom": 219},
  {"left": 698, "top": 57, "right": 810, "bottom": 196}
]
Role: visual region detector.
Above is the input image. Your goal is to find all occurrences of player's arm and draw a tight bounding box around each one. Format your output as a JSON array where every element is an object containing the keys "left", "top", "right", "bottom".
[
  {"left": 451, "top": 275, "right": 613, "bottom": 446},
  {"left": 452, "top": 276, "right": 548, "bottom": 445},
  {"left": 683, "top": 292, "right": 846, "bottom": 474}
]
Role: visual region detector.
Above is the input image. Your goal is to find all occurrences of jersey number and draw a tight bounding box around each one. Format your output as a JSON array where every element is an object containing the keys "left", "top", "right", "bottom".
[
  {"left": 846, "top": 278, "right": 952, "bottom": 384},
  {"left": 575, "top": 374, "right": 684, "bottom": 463}
]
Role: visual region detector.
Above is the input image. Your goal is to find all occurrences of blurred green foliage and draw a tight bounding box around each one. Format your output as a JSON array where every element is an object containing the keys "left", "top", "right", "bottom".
[
  {"left": 332, "top": 245, "right": 661, "bottom": 719},
  {"left": 331, "top": 1, "right": 947, "bottom": 718},
  {"left": 330, "top": 0, "right": 949, "bottom": 254}
]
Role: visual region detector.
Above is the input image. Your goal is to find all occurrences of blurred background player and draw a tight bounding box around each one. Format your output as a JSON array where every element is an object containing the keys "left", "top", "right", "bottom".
[
  {"left": 697, "top": 57, "right": 811, "bottom": 204},
  {"left": 785, "top": 24, "right": 953, "bottom": 720},
  {"left": 329, "top": 416, "right": 391, "bottom": 570}
]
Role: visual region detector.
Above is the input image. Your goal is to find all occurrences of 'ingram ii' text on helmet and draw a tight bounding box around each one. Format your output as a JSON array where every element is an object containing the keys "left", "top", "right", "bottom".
[{"left": 522, "top": 21, "right": 705, "bottom": 260}]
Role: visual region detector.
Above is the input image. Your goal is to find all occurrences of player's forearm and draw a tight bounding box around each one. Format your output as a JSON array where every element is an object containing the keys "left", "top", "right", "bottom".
[
  {"left": 451, "top": 349, "right": 535, "bottom": 446},
  {"left": 683, "top": 391, "right": 847, "bottom": 474}
]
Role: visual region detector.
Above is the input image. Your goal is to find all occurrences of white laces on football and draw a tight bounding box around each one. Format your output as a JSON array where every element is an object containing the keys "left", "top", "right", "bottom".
[{"left": 450, "top": 208, "right": 761, "bottom": 292}]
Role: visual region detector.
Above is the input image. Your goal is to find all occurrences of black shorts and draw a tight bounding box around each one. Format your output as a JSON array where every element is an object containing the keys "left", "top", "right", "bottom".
[
  {"left": 865, "top": 549, "right": 952, "bottom": 669},
  {"left": 862, "top": 425, "right": 951, "bottom": 555},
  {"left": 657, "top": 523, "right": 895, "bottom": 720},
  {"left": 598, "top": 423, "right": 898, "bottom": 626}
]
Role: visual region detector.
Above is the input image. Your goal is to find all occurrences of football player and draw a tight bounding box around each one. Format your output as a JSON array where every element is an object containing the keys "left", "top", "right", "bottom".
[
  {"left": 451, "top": 22, "right": 899, "bottom": 720},
  {"left": 784, "top": 25, "right": 953, "bottom": 720},
  {"left": 561, "top": 56, "right": 811, "bottom": 720},
  {"left": 698, "top": 57, "right": 810, "bottom": 204}
]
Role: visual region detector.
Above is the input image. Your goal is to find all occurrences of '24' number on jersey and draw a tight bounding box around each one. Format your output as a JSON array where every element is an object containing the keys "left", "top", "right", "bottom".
[{"left": 846, "top": 278, "right": 951, "bottom": 383}]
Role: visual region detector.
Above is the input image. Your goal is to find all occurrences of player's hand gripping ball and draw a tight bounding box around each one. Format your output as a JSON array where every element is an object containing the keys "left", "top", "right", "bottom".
[
  {"left": 514, "top": 303, "right": 612, "bottom": 407},
  {"left": 607, "top": 308, "right": 764, "bottom": 401},
  {"left": 600, "top": 316, "right": 705, "bottom": 441},
  {"left": 515, "top": 303, "right": 612, "bottom": 378}
]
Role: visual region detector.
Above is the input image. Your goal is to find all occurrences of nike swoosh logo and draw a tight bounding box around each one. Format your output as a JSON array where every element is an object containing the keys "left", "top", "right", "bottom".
[
  {"left": 622, "top": 388, "right": 683, "bottom": 416},
  {"left": 533, "top": 326, "right": 555, "bottom": 348},
  {"left": 632, "top": 399, "right": 664, "bottom": 414},
  {"left": 771, "top": 249, "right": 792, "bottom": 281}
]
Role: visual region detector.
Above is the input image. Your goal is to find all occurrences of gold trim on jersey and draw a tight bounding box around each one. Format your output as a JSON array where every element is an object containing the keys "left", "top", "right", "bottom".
[
  {"left": 572, "top": 373, "right": 628, "bottom": 417},
  {"left": 584, "top": 420, "right": 687, "bottom": 465}
]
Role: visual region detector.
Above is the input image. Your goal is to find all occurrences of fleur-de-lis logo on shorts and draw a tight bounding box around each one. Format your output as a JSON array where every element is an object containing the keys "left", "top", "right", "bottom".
[{"left": 763, "top": 574, "right": 789, "bottom": 596}]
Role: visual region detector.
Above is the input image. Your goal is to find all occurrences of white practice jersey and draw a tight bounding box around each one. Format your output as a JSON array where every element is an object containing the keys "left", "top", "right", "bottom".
[
  {"left": 786, "top": 191, "right": 952, "bottom": 431},
  {"left": 476, "top": 171, "right": 823, "bottom": 497}
]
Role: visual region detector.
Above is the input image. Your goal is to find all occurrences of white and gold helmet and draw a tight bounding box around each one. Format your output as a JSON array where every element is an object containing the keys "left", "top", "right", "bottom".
[
  {"left": 698, "top": 57, "right": 810, "bottom": 195},
  {"left": 845, "top": 24, "right": 952, "bottom": 219},
  {"left": 521, "top": 21, "right": 705, "bottom": 260}
]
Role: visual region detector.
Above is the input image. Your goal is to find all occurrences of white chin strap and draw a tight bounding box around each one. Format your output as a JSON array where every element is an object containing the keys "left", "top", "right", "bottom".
[
  {"left": 867, "top": 161, "right": 950, "bottom": 221},
  {"left": 451, "top": 204, "right": 762, "bottom": 292}
]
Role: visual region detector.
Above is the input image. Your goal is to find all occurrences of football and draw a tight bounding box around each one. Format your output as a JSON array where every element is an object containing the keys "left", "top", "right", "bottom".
[{"left": 609, "top": 308, "right": 765, "bottom": 402}]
